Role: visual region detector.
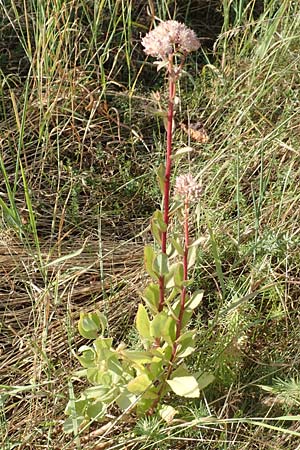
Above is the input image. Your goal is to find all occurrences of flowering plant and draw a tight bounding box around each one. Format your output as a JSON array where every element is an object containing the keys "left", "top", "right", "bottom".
[{"left": 65, "top": 20, "right": 214, "bottom": 433}]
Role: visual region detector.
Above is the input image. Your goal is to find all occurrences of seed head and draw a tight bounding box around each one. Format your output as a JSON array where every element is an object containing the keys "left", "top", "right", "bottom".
[
  {"left": 174, "top": 174, "right": 202, "bottom": 202},
  {"left": 142, "top": 20, "right": 200, "bottom": 60}
]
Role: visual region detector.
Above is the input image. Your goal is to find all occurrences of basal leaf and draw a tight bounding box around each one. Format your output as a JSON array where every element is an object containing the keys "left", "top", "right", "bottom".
[
  {"left": 116, "top": 390, "right": 137, "bottom": 410},
  {"left": 86, "top": 400, "right": 107, "bottom": 421},
  {"left": 86, "top": 368, "right": 110, "bottom": 385},
  {"left": 84, "top": 385, "right": 113, "bottom": 400},
  {"left": 78, "top": 311, "right": 106, "bottom": 340},
  {"left": 77, "top": 347, "right": 95, "bottom": 368}
]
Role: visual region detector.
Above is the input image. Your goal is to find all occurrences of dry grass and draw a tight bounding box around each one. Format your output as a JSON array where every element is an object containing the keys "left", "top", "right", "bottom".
[{"left": 0, "top": 229, "right": 144, "bottom": 449}]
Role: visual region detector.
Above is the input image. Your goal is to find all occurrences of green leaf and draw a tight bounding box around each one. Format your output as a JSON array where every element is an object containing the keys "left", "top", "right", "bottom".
[
  {"left": 144, "top": 245, "right": 159, "bottom": 280},
  {"left": 127, "top": 374, "right": 152, "bottom": 394},
  {"left": 78, "top": 311, "right": 107, "bottom": 340},
  {"left": 107, "top": 358, "right": 123, "bottom": 381},
  {"left": 77, "top": 346, "right": 96, "bottom": 368},
  {"left": 187, "top": 245, "right": 198, "bottom": 269},
  {"left": 197, "top": 372, "right": 215, "bottom": 390},
  {"left": 174, "top": 262, "right": 184, "bottom": 288},
  {"left": 151, "top": 344, "right": 172, "bottom": 363},
  {"left": 165, "top": 263, "right": 183, "bottom": 290},
  {"left": 64, "top": 384, "right": 87, "bottom": 435},
  {"left": 141, "top": 283, "right": 160, "bottom": 313},
  {"left": 170, "top": 237, "right": 184, "bottom": 256},
  {"left": 136, "top": 304, "right": 151, "bottom": 340},
  {"left": 116, "top": 390, "right": 137, "bottom": 410},
  {"left": 84, "top": 385, "right": 114, "bottom": 401},
  {"left": 171, "top": 300, "right": 192, "bottom": 327},
  {"left": 186, "top": 290, "right": 204, "bottom": 310},
  {"left": 153, "top": 210, "right": 167, "bottom": 232},
  {"left": 151, "top": 219, "right": 162, "bottom": 245},
  {"left": 151, "top": 210, "right": 167, "bottom": 245},
  {"left": 156, "top": 163, "right": 166, "bottom": 195},
  {"left": 164, "top": 317, "right": 176, "bottom": 345},
  {"left": 136, "top": 397, "right": 155, "bottom": 416},
  {"left": 93, "top": 337, "right": 113, "bottom": 352},
  {"left": 86, "top": 368, "right": 111, "bottom": 385},
  {"left": 150, "top": 312, "right": 176, "bottom": 345},
  {"left": 149, "top": 359, "right": 164, "bottom": 378},
  {"left": 153, "top": 252, "right": 169, "bottom": 276},
  {"left": 150, "top": 311, "right": 168, "bottom": 339},
  {"left": 65, "top": 398, "right": 87, "bottom": 416},
  {"left": 86, "top": 400, "right": 107, "bottom": 421},
  {"left": 176, "top": 331, "right": 196, "bottom": 358},
  {"left": 166, "top": 288, "right": 180, "bottom": 304},
  {"left": 165, "top": 264, "right": 176, "bottom": 289},
  {"left": 181, "top": 309, "right": 193, "bottom": 329},
  {"left": 167, "top": 376, "right": 200, "bottom": 398},
  {"left": 121, "top": 350, "right": 153, "bottom": 364}
]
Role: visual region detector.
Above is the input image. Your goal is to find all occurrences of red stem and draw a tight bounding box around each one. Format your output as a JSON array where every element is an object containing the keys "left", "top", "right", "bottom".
[
  {"left": 176, "top": 197, "right": 189, "bottom": 339},
  {"left": 158, "top": 55, "right": 176, "bottom": 312},
  {"left": 152, "top": 198, "right": 190, "bottom": 411}
]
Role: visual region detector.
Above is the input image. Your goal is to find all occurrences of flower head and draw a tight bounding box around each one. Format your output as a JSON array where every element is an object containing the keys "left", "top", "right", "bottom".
[
  {"left": 174, "top": 174, "right": 202, "bottom": 202},
  {"left": 142, "top": 20, "right": 200, "bottom": 60}
]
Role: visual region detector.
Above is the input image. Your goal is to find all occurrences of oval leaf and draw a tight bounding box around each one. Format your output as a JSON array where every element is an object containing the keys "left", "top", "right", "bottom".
[
  {"left": 78, "top": 311, "right": 106, "bottom": 339},
  {"left": 136, "top": 304, "right": 151, "bottom": 340},
  {"left": 197, "top": 372, "right": 215, "bottom": 390},
  {"left": 167, "top": 376, "right": 200, "bottom": 398},
  {"left": 144, "top": 245, "right": 159, "bottom": 280},
  {"left": 153, "top": 253, "right": 169, "bottom": 276},
  {"left": 127, "top": 374, "right": 152, "bottom": 394}
]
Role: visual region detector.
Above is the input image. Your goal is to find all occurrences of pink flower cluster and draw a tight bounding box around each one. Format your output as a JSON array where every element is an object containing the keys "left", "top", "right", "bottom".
[
  {"left": 175, "top": 174, "right": 202, "bottom": 202},
  {"left": 142, "top": 20, "right": 200, "bottom": 60}
]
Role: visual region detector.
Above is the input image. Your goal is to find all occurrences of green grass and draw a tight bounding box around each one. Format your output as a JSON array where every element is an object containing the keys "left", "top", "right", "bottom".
[{"left": 1, "top": 0, "right": 300, "bottom": 448}]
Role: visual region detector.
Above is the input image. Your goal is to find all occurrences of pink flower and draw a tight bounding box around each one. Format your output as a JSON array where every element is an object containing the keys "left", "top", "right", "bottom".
[
  {"left": 142, "top": 20, "right": 200, "bottom": 60},
  {"left": 174, "top": 174, "right": 202, "bottom": 202}
]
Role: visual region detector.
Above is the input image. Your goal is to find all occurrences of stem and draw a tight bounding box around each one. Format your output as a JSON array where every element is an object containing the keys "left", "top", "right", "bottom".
[
  {"left": 149, "top": 198, "right": 190, "bottom": 414},
  {"left": 162, "top": 57, "right": 176, "bottom": 253},
  {"left": 176, "top": 197, "right": 189, "bottom": 339},
  {"left": 158, "top": 54, "right": 176, "bottom": 312}
]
